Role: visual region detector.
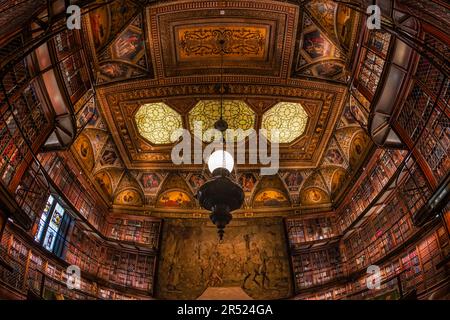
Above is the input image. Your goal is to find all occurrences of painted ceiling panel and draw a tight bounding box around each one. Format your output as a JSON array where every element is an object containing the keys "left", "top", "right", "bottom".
[{"left": 74, "top": 0, "right": 369, "bottom": 210}]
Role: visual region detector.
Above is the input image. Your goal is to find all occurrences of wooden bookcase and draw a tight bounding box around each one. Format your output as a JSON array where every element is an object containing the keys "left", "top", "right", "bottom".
[
  {"left": 291, "top": 245, "right": 342, "bottom": 292},
  {"left": 337, "top": 149, "right": 406, "bottom": 232},
  {"left": 0, "top": 226, "right": 156, "bottom": 299},
  {"left": 395, "top": 31, "right": 449, "bottom": 187},
  {"left": 0, "top": 82, "right": 48, "bottom": 190},
  {"left": 356, "top": 30, "right": 391, "bottom": 96},
  {"left": 98, "top": 247, "right": 156, "bottom": 293},
  {"left": 38, "top": 153, "right": 107, "bottom": 231},
  {"left": 286, "top": 214, "right": 337, "bottom": 250},
  {"left": 52, "top": 29, "right": 90, "bottom": 105},
  {"left": 106, "top": 216, "right": 161, "bottom": 248}
]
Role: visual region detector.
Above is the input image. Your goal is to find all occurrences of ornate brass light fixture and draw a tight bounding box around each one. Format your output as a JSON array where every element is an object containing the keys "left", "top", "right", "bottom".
[
  {"left": 197, "top": 120, "right": 244, "bottom": 241},
  {"left": 196, "top": 39, "right": 244, "bottom": 240}
]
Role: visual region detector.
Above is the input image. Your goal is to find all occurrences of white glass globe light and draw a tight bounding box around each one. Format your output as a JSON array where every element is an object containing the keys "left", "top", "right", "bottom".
[{"left": 207, "top": 150, "right": 234, "bottom": 173}]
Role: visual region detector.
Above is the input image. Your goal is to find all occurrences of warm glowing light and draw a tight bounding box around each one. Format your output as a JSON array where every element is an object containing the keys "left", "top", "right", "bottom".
[
  {"left": 135, "top": 102, "right": 182, "bottom": 144},
  {"left": 207, "top": 150, "right": 234, "bottom": 173},
  {"left": 261, "top": 102, "right": 308, "bottom": 143},
  {"left": 189, "top": 100, "right": 255, "bottom": 142}
]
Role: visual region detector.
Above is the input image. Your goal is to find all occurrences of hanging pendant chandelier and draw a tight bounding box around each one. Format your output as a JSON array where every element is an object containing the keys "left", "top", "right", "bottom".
[
  {"left": 197, "top": 120, "right": 244, "bottom": 241},
  {"left": 196, "top": 39, "right": 244, "bottom": 240}
]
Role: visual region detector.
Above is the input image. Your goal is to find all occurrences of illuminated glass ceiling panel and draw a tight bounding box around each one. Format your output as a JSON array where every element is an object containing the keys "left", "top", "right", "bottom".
[
  {"left": 135, "top": 102, "right": 183, "bottom": 144},
  {"left": 261, "top": 102, "right": 308, "bottom": 143},
  {"left": 189, "top": 100, "right": 255, "bottom": 142}
]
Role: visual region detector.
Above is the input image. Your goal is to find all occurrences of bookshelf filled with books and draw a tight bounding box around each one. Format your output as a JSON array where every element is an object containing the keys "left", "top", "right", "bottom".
[
  {"left": 286, "top": 137, "right": 448, "bottom": 299},
  {"left": 38, "top": 152, "right": 107, "bottom": 231},
  {"left": 353, "top": 224, "right": 448, "bottom": 299},
  {"left": 337, "top": 149, "right": 407, "bottom": 233},
  {"left": 64, "top": 221, "right": 158, "bottom": 294},
  {"left": 0, "top": 81, "right": 50, "bottom": 191},
  {"left": 98, "top": 248, "right": 156, "bottom": 293},
  {"left": 0, "top": 226, "right": 156, "bottom": 299},
  {"left": 395, "top": 32, "right": 449, "bottom": 186},
  {"left": 356, "top": 30, "right": 392, "bottom": 97},
  {"left": 285, "top": 214, "right": 337, "bottom": 250},
  {"left": 53, "top": 29, "right": 90, "bottom": 105},
  {"left": 14, "top": 160, "right": 50, "bottom": 232},
  {"left": 65, "top": 223, "right": 104, "bottom": 276},
  {"left": 0, "top": 33, "right": 52, "bottom": 193},
  {"left": 291, "top": 245, "right": 342, "bottom": 292},
  {"left": 293, "top": 223, "right": 449, "bottom": 300},
  {"left": 341, "top": 195, "right": 417, "bottom": 274},
  {"left": 106, "top": 216, "right": 161, "bottom": 248},
  {"left": 340, "top": 155, "right": 434, "bottom": 274}
]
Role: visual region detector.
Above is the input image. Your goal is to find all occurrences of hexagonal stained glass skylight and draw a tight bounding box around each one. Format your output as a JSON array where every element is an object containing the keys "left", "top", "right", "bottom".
[
  {"left": 135, "top": 102, "right": 183, "bottom": 145},
  {"left": 189, "top": 100, "right": 255, "bottom": 142},
  {"left": 261, "top": 102, "right": 308, "bottom": 143}
]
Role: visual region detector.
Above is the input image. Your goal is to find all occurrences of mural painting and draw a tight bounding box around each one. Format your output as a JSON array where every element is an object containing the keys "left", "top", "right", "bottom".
[
  {"left": 293, "top": 10, "right": 346, "bottom": 81},
  {"left": 315, "top": 61, "right": 344, "bottom": 78},
  {"left": 324, "top": 146, "right": 345, "bottom": 167},
  {"left": 333, "top": 127, "right": 356, "bottom": 160},
  {"left": 283, "top": 171, "right": 304, "bottom": 192},
  {"left": 94, "top": 171, "right": 113, "bottom": 197},
  {"left": 157, "top": 218, "right": 292, "bottom": 299},
  {"left": 239, "top": 173, "right": 257, "bottom": 193},
  {"left": 300, "top": 187, "right": 330, "bottom": 205},
  {"left": 140, "top": 173, "right": 161, "bottom": 193},
  {"left": 114, "top": 189, "right": 143, "bottom": 206},
  {"left": 342, "top": 104, "right": 359, "bottom": 125},
  {"left": 89, "top": 0, "right": 138, "bottom": 51},
  {"left": 303, "top": 30, "right": 332, "bottom": 59},
  {"left": 331, "top": 168, "right": 347, "bottom": 196},
  {"left": 336, "top": 4, "right": 355, "bottom": 50},
  {"left": 89, "top": 6, "right": 109, "bottom": 49},
  {"left": 253, "top": 190, "right": 289, "bottom": 207},
  {"left": 349, "top": 97, "right": 369, "bottom": 128},
  {"left": 100, "top": 147, "right": 119, "bottom": 167},
  {"left": 76, "top": 97, "right": 98, "bottom": 129},
  {"left": 157, "top": 191, "right": 193, "bottom": 208},
  {"left": 73, "top": 134, "right": 94, "bottom": 171},
  {"left": 349, "top": 132, "right": 370, "bottom": 168},
  {"left": 306, "top": 0, "right": 337, "bottom": 38},
  {"left": 113, "top": 28, "right": 144, "bottom": 61},
  {"left": 94, "top": 13, "right": 149, "bottom": 84},
  {"left": 188, "top": 174, "right": 207, "bottom": 190},
  {"left": 99, "top": 62, "right": 128, "bottom": 78}
]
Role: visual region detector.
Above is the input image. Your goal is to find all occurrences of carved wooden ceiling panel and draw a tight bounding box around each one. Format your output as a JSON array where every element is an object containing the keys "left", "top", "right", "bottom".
[
  {"left": 96, "top": 80, "right": 345, "bottom": 169},
  {"left": 147, "top": 0, "right": 298, "bottom": 78},
  {"left": 72, "top": 88, "right": 370, "bottom": 212},
  {"left": 74, "top": 0, "right": 368, "bottom": 211}
]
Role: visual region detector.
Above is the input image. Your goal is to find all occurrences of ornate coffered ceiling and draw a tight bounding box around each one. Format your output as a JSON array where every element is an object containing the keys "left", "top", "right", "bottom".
[
  {"left": 72, "top": 0, "right": 369, "bottom": 212},
  {"left": 95, "top": 80, "right": 345, "bottom": 169},
  {"left": 147, "top": 0, "right": 297, "bottom": 79}
]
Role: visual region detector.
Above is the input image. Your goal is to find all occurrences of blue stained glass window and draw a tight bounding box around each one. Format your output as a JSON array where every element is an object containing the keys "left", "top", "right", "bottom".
[
  {"left": 35, "top": 195, "right": 55, "bottom": 242},
  {"left": 34, "top": 194, "right": 71, "bottom": 256}
]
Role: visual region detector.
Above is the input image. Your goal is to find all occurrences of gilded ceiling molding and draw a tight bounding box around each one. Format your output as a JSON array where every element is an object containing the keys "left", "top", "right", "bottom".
[
  {"left": 96, "top": 81, "right": 345, "bottom": 169},
  {"left": 110, "top": 202, "right": 334, "bottom": 219},
  {"left": 70, "top": 0, "right": 374, "bottom": 214},
  {"left": 146, "top": 0, "right": 298, "bottom": 79}
]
